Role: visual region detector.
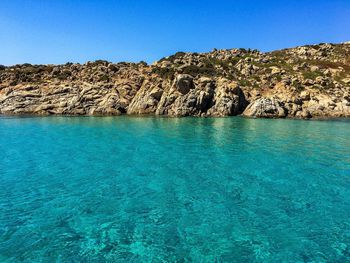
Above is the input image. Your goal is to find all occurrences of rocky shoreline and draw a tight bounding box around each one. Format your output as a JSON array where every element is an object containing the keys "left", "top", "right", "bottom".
[{"left": 1, "top": 42, "right": 350, "bottom": 118}]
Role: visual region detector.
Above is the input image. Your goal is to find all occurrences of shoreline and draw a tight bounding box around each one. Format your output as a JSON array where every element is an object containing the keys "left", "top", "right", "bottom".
[
  {"left": 1, "top": 42, "right": 350, "bottom": 119},
  {"left": 1, "top": 113, "right": 349, "bottom": 122}
]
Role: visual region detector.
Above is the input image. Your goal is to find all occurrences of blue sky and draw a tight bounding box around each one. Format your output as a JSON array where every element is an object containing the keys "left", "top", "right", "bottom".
[{"left": 0, "top": 0, "right": 349, "bottom": 65}]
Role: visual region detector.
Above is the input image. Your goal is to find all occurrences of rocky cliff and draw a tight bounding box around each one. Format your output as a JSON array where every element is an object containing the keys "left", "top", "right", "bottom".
[{"left": 1, "top": 42, "right": 350, "bottom": 118}]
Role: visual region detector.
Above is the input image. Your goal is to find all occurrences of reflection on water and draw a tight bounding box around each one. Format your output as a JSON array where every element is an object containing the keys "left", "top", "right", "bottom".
[{"left": 0, "top": 116, "right": 350, "bottom": 262}]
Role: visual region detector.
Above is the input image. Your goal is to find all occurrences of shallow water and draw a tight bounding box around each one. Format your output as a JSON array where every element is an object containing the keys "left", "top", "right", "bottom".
[{"left": 0, "top": 116, "right": 349, "bottom": 262}]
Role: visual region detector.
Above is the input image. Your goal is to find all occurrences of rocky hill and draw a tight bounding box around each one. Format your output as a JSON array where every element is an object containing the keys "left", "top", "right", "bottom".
[{"left": 1, "top": 42, "right": 350, "bottom": 118}]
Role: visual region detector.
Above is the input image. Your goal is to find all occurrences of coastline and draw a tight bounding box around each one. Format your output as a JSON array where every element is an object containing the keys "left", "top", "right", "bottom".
[
  {"left": 1, "top": 42, "right": 350, "bottom": 119},
  {"left": 1, "top": 112, "right": 349, "bottom": 122}
]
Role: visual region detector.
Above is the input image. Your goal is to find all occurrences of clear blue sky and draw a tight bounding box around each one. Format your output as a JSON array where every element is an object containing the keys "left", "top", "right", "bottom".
[{"left": 0, "top": 0, "right": 349, "bottom": 65}]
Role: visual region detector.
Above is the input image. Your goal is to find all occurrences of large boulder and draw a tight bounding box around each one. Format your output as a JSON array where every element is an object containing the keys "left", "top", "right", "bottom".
[
  {"left": 156, "top": 77, "right": 248, "bottom": 117},
  {"left": 243, "top": 97, "right": 286, "bottom": 118},
  {"left": 174, "top": 74, "right": 194, "bottom": 94},
  {"left": 127, "top": 80, "right": 164, "bottom": 115},
  {"left": 207, "top": 79, "right": 248, "bottom": 116},
  {"left": 156, "top": 76, "right": 214, "bottom": 116}
]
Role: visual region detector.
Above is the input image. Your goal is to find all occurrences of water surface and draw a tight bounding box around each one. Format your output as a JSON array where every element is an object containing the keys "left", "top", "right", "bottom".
[{"left": 0, "top": 116, "right": 350, "bottom": 262}]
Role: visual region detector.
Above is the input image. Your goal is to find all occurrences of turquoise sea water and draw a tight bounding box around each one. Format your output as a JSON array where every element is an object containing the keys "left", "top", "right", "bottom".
[{"left": 0, "top": 116, "right": 350, "bottom": 262}]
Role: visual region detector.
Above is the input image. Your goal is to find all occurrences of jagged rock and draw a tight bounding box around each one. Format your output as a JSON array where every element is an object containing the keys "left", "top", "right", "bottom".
[
  {"left": 300, "top": 91, "right": 311, "bottom": 101},
  {"left": 127, "top": 80, "right": 163, "bottom": 114},
  {"left": 243, "top": 97, "right": 286, "bottom": 118},
  {"left": 296, "top": 109, "right": 312, "bottom": 119},
  {"left": 207, "top": 80, "right": 247, "bottom": 116},
  {"left": 155, "top": 77, "right": 214, "bottom": 116},
  {"left": 174, "top": 74, "right": 194, "bottom": 94},
  {"left": 310, "top": 66, "right": 320, "bottom": 72},
  {"left": 270, "top": 67, "right": 283, "bottom": 75},
  {"left": 0, "top": 42, "right": 350, "bottom": 118}
]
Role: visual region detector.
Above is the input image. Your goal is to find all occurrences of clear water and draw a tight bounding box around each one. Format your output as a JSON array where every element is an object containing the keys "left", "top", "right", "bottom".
[{"left": 0, "top": 116, "right": 350, "bottom": 262}]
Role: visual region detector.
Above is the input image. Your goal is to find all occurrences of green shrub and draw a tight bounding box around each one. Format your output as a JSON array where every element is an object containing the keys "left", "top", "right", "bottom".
[
  {"left": 302, "top": 70, "right": 322, "bottom": 80},
  {"left": 152, "top": 67, "right": 175, "bottom": 79},
  {"left": 181, "top": 65, "right": 216, "bottom": 76},
  {"left": 99, "top": 74, "right": 109, "bottom": 82},
  {"left": 159, "top": 52, "right": 186, "bottom": 63},
  {"left": 57, "top": 70, "right": 71, "bottom": 80},
  {"left": 238, "top": 79, "right": 252, "bottom": 87}
]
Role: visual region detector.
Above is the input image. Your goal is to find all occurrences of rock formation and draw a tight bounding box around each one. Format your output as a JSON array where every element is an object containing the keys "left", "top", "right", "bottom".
[{"left": 1, "top": 42, "right": 350, "bottom": 118}]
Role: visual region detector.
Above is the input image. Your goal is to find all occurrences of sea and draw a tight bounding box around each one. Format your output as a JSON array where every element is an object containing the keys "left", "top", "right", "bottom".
[{"left": 0, "top": 116, "right": 349, "bottom": 262}]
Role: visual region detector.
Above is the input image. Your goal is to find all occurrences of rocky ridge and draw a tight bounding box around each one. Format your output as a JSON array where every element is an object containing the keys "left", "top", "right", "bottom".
[{"left": 1, "top": 42, "right": 350, "bottom": 118}]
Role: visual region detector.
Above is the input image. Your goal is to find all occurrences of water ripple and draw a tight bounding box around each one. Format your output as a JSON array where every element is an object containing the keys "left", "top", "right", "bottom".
[{"left": 0, "top": 116, "right": 350, "bottom": 262}]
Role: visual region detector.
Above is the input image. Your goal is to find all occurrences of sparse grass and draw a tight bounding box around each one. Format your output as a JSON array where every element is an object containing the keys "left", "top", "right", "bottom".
[
  {"left": 293, "top": 82, "right": 305, "bottom": 92},
  {"left": 205, "top": 58, "right": 231, "bottom": 71},
  {"left": 57, "top": 70, "right": 71, "bottom": 80},
  {"left": 275, "top": 75, "right": 282, "bottom": 81},
  {"left": 228, "top": 57, "right": 242, "bottom": 65},
  {"left": 302, "top": 70, "right": 323, "bottom": 80},
  {"left": 92, "top": 60, "right": 110, "bottom": 66},
  {"left": 238, "top": 79, "right": 252, "bottom": 87},
  {"left": 99, "top": 75, "right": 109, "bottom": 82},
  {"left": 21, "top": 66, "right": 43, "bottom": 74}
]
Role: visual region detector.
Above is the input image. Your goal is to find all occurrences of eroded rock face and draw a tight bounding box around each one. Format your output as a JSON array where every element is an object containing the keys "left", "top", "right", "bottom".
[
  {"left": 175, "top": 74, "right": 194, "bottom": 94},
  {"left": 1, "top": 42, "right": 350, "bottom": 118},
  {"left": 155, "top": 76, "right": 246, "bottom": 117},
  {"left": 243, "top": 97, "right": 286, "bottom": 118},
  {"left": 127, "top": 79, "right": 164, "bottom": 115},
  {"left": 207, "top": 79, "right": 247, "bottom": 116}
]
